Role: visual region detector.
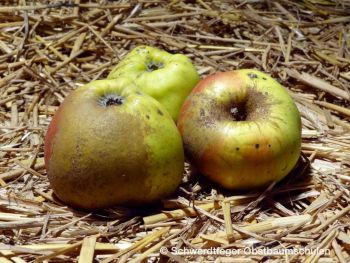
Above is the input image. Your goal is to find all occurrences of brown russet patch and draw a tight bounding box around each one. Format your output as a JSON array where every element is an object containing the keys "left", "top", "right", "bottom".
[{"left": 244, "top": 88, "right": 271, "bottom": 121}]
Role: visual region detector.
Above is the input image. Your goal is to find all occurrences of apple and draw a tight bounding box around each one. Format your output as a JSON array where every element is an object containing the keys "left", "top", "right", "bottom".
[
  {"left": 107, "top": 45, "right": 200, "bottom": 121},
  {"left": 44, "top": 78, "right": 184, "bottom": 210},
  {"left": 177, "top": 69, "right": 301, "bottom": 190}
]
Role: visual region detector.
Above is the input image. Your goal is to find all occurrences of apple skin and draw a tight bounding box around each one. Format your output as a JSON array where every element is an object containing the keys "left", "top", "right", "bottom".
[
  {"left": 44, "top": 79, "right": 184, "bottom": 210},
  {"left": 107, "top": 45, "right": 200, "bottom": 121},
  {"left": 177, "top": 69, "right": 302, "bottom": 190}
]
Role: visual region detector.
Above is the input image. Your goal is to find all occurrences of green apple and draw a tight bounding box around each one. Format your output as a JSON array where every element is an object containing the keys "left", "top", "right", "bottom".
[
  {"left": 44, "top": 78, "right": 184, "bottom": 210},
  {"left": 177, "top": 69, "right": 301, "bottom": 190},
  {"left": 107, "top": 45, "right": 200, "bottom": 121}
]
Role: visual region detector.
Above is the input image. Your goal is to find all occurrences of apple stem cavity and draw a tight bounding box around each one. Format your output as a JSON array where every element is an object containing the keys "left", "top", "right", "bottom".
[
  {"left": 146, "top": 61, "right": 164, "bottom": 72},
  {"left": 99, "top": 94, "right": 124, "bottom": 107},
  {"left": 229, "top": 89, "right": 270, "bottom": 122},
  {"left": 230, "top": 104, "right": 247, "bottom": 121}
]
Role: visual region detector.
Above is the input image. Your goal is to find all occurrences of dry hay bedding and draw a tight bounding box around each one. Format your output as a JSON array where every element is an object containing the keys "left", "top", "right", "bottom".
[{"left": 0, "top": 0, "right": 350, "bottom": 262}]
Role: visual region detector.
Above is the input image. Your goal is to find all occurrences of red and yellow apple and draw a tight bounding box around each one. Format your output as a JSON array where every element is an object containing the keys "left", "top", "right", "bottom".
[
  {"left": 177, "top": 69, "right": 301, "bottom": 190},
  {"left": 45, "top": 79, "right": 184, "bottom": 210},
  {"left": 107, "top": 45, "right": 200, "bottom": 121}
]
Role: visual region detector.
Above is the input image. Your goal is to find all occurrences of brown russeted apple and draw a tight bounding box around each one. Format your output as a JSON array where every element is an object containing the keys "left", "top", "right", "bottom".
[
  {"left": 177, "top": 69, "right": 301, "bottom": 190},
  {"left": 45, "top": 78, "right": 184, "bottom": 210}
]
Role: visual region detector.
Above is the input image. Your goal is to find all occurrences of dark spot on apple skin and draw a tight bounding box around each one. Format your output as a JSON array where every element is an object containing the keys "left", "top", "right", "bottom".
[
  {"left": 262, "top": 77, "right": 267, "bottom": 80},
  {"left": 236, "top": 147, "right": 240, "bottom": 151},
  {"left": 255, "top": 144, "right": 260, "bottom": 149},
  {"left": 157, "top": 109, "right": 164, "bottom": 116},
  {"left": 146, "top": 115, "right": 150, "bottom": 119},
  {"left": 268, "top": 144, "right": 271, "bottom": 148},
  {"left": 200, "top": 108, "right": 205, "bottom": 117},
  {"left": 136, "top": 91, "right": 142, "bottom": 95},
  {"left": 248, "top": 73, "right": 258, "bottom": 79}
]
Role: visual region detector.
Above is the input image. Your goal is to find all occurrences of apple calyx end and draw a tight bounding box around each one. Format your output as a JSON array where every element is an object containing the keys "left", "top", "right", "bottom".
[
  {"left": 146, "top": 61, "right": 164, "bottom": 72},
  {"left": 99, "top": 94, "right": 124, "bottom": 107}
]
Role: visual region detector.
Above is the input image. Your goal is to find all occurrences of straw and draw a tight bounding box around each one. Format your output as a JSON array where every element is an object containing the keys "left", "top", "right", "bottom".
[{"left": 0, "top": 0, "right": 349, "bottom": 262}]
